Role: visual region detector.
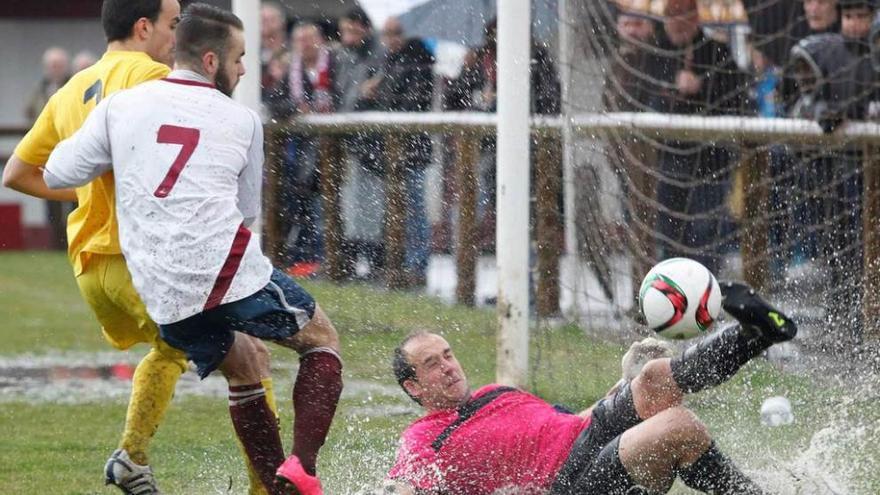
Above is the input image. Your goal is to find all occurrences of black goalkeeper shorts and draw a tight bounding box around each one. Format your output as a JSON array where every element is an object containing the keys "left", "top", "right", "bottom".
[{"left": 549, "top": 382, "right": 642, "bottom": 494}]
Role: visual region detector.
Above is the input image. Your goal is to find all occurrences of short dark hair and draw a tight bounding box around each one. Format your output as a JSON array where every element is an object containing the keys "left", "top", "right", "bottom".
[
  {"left": 175, "top": 3, "right": 244, "bottom": 66},
  {"left": 839, "top": 0, "right": 876, "bottom": 10},
  {"left": 392, "top": 331, "right": 430, "bottom": 404},
  {"left": 102, "top": 0, "right": 163, "bottom": 42},
  {"left": 341, "top": 7, "right": 372, "bottom": 30}
]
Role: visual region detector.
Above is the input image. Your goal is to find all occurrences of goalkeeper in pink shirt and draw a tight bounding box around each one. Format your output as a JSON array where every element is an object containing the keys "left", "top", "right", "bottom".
[{"left": 384, "top": 282, "right": 796, "bottom": 494}]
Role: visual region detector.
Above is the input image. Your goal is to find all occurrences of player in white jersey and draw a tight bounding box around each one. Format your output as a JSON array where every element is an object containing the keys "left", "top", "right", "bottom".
[{"left": 44, "top": 5, "right": 340, "bottom": 494}]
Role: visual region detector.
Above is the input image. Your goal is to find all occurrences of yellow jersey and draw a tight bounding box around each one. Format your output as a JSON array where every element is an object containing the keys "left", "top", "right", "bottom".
[{"left": 14, "top": 51, "right": 169, "bottom": 275}]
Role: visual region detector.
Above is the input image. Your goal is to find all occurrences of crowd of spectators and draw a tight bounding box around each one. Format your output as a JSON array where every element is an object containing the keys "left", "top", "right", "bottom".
[
  {"left": 606, "top": 0, "right": 879, "bottom": 342},
  {"left": 259, "top": 4, "right": 560, "bottom": 287}
]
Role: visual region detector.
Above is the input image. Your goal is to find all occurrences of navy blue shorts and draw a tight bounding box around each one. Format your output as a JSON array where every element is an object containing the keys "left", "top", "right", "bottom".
[{"left": 159, "top": 268, "right": 316, "bottom": 378}]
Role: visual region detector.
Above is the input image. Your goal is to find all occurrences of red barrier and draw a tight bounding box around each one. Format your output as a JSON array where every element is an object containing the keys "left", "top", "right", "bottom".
[{"left": 0, "top": 204, "right": 24, "bottom": 250}]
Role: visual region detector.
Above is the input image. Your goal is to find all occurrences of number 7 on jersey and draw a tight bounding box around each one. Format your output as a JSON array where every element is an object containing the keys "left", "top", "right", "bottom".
[{"left": 154, "top": 125, "right": 200, "bottom": 198}]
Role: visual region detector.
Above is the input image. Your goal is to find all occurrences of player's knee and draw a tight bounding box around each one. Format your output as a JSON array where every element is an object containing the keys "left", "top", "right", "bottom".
[
  {"left": 169, "top": 355, "right": 188, "bottom": 374},
  {"left": 222, "top": 359, "right": 261, "bottom": 383},
  {"left": 252, "top": 338, "right": 271, "bottom": 375},
  {"left": 638, "top": 357, "right": 673, "bottom": 386},
  {"left": 297, "top": 305, "right": 340, "bottom": 354},
  {"left": 319, "top": 330, "right": 340, "bottom": 354},
  {"left": 151, "top": 344, "right": 188, "bottom": 374},
  {"left": 305, "top": 328, "right": 339, "bottom": 354},
  {"left": 632, "top": 358, "right": 681, "bottom": 416},
  {"left": 220, "top": 336, "right": 263, "bottom": 383},
  {"left": 664, "top": 407, "right": 707, "bottom": 435},
  {"left": 659, "top": 407, "right": 711, "bottom": 455}
]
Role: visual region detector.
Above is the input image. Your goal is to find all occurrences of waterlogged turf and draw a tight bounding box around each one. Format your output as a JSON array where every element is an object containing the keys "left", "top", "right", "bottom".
[{"left": 0, "top": 252, "right": 877, "bottom": 494}]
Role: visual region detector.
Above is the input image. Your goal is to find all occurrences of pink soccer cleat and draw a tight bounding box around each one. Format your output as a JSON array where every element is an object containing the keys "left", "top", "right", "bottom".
[{"left": 276, "top": 456, "right": 323, "bottom": 495}]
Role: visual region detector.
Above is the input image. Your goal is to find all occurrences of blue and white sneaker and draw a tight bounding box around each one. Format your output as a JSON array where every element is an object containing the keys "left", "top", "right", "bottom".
[{"left": 104, "top": 449, "right": 161, "bottom": 495}]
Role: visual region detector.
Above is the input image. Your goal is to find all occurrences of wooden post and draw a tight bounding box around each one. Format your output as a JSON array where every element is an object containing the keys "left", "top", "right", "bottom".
[
  {"left": 456, "top": 133, "right": 479, "bottom": 306},
  {"left": 862, "top": 144, "right": 880, "bottom": 340},
  {"left": 740, "top": 149, "right": 770, "bottom": 291},
  {"left": 262, "top": 124, "right": 285, "bottom": 265},
  {"left": 384, "top": 134, "right": 408, "bottom": 289},
  {"left": 319, "top": 136, "right": 347, "bottom": 282},
  {"left": 535, "top": 134, "right": 562, "bottom": 316}
]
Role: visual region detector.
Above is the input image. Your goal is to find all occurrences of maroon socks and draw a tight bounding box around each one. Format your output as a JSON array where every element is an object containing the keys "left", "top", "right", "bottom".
[
  {"left": 292, "top": 348, "right": 343, "bottom": 475},
  {"left": 229, "top": 383, "right": 285, "bottom": 494}
]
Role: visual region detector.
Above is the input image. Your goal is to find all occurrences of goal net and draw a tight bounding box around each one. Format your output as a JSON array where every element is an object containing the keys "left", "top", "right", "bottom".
[{"left": 556, "top": 0, "right": 878, "bottom": 346}]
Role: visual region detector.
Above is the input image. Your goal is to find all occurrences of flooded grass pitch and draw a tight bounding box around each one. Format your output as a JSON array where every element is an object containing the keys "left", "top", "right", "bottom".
[
  {"left": 1, "top": 350, "right": 877, "bottom": 494},
  {"left": 1, "top": 254, "right": 877, "bottom": 493}
]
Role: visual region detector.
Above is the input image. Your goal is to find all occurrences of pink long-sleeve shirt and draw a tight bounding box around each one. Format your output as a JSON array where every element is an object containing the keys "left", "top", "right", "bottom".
[{"left": 388, "top": 385, "right": 591, "bottom": 494}]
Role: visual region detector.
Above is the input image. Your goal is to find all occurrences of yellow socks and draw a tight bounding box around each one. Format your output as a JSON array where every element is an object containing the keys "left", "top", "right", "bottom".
[
  {"left": 262, "top": 377, "right": 279, "bottom": 419},
  {"left": 119, "top": 348, "right": 186, "bottom": 465}
]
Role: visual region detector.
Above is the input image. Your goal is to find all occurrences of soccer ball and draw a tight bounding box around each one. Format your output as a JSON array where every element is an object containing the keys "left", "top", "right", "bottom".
[{"left": 638, "top": 258, "right": 721, "bottom": 340}]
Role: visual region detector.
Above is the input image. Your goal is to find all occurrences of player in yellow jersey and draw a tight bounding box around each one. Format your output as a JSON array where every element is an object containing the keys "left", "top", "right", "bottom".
[{"left": 2, "top": 1, "right": 275, "bottom": 493}]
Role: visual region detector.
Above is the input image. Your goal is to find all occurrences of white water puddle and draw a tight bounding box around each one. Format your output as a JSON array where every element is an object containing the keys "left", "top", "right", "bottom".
[
  {"left": 746, "top": 381, "right": 880, "bottom": 494},
  {"left": 0, "top": 351, "right": 410, "bottom": 412},
  {"left": 747, "top": 424, "right": 859, "bottom": 495}
]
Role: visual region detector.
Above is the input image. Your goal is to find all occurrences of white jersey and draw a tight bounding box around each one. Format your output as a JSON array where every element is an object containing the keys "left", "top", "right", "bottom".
[{"left": 45, "top": 70, "right": 273, "bottom": 324}]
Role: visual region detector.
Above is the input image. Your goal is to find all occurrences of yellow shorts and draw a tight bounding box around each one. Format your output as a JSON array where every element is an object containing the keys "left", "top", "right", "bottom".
[{"left": 75, "top": 253, "right": 186, "bottom": 362}]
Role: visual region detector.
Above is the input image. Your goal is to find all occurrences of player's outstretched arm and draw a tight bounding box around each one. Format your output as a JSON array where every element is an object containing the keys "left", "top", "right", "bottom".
[
  {"left": 44, "top": 97, "right": 115, "bottom": 190},
  {"left": 44, "top": 133, "right": 110, "bottom": 190},
  {"left": 2, "top": 154, "right": 77, "bottom": 201}
]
